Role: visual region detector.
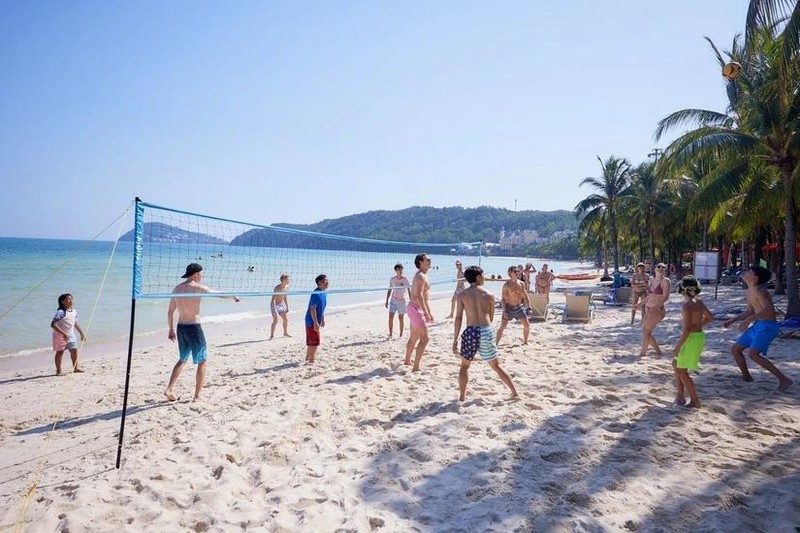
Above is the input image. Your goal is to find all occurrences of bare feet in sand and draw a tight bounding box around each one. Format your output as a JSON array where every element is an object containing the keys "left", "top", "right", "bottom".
[
  {"left": 164, "top": 391, "right": 179, "bottom": 402},
  {"left": 73, "top": 367, "right": 84, "bottom": 373}
]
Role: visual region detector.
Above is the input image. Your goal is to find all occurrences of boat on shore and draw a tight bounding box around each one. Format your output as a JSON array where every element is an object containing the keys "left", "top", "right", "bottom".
[{"left": 556, "top": 272, "right": 599, "bottom": 281}]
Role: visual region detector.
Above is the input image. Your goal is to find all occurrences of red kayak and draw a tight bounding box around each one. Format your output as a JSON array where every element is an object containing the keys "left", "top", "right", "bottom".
[{"left": 556, "top": 273, "right": 599, "bottom": 281}]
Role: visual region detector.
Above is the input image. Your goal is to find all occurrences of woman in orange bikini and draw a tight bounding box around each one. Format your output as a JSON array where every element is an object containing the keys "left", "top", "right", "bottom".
[{"left": 637, "top": 263, "right": 671, "bottom": 357}]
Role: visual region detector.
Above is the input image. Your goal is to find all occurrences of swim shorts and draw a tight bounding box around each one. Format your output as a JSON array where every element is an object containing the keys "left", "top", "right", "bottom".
[
  {"left": 273, "top": 302, "right": 288, "bottom": 315},
  {"left": 52, "top": 332, "right": 77, "bottom": 352},
  {"left": 306, "top": 325, "right": 320, "bottom": 346},
  {"left": 406, "top": 302, "right": 426, "bottom": 329},
  {"left": 504, "top": 304, "right": 529, "bottom": 321},
  {"left": 177, "top": 323, "right": 208, "bottom": 364},
  {"left": 389, "top": 300, "right": 407, "bottom": 314},
  {"left": 675, "top": 331, "right": 705, "bottom": 370},
  {"left": 736, "top": 320, "right": 779, "bottom": 355},
  {"left": 459, "top": 325, "right": 497, "bottom": 362}
]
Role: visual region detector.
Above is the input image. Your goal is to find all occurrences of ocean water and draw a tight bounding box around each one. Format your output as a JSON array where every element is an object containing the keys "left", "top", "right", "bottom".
[{"left": 0, "top": 237, "right": 595, "bottom": 358}]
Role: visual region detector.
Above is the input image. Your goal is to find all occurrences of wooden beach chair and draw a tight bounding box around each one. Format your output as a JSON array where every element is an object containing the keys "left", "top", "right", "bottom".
[
  {"left": 563, "top": 294, "right": 593, "bottom": 323},
  {"left": 528, "top": 293, "right": 550, "bottom": 322}
]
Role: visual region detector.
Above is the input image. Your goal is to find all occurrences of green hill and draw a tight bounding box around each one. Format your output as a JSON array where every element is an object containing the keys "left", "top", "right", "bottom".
[{"left": 270, "top": 205, "right": 577, "bottom": 243}]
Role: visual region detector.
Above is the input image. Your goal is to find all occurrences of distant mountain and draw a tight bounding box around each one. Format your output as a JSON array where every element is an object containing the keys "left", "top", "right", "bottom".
[
  {"left": 230, "top": 206, "right": 577, "bottom": 248},
  {"left": 272, "top": 206, "right": 577, "bottom": 242},
  {"left": 118, "top": 222, "right": 228, "bottom": 244}
]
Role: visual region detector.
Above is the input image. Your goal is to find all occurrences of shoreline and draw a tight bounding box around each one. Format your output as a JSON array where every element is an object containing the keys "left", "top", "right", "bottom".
[{"left": 0, "top": 292, "right": 451, "bottom": 376}]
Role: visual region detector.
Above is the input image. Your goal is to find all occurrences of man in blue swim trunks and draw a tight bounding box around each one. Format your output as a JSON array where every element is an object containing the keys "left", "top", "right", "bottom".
[
  {"left": 165, "top": 263, "right": 240, "bottom": 402},
  {"left": 723, "top": 266, "right": 793, "bottom": 391},
  {"left": 452, "top": 265, "right": 519, "bottom": 401}
]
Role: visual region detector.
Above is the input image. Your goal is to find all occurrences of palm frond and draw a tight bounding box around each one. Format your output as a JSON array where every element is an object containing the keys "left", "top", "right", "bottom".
[{"left": 654, "top": 109, "right": 732, "bottom": 141}]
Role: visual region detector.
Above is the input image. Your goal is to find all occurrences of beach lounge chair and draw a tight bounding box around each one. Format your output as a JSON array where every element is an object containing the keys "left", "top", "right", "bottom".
[
  {"left": 604, "top": 286, "right": 631, "bottom": 306},
  {"left": 528, "top": 293, "right": 550, "bottom": 321},
  {"left": 563, "top": 294, "right": 593, "bottom": 323}
]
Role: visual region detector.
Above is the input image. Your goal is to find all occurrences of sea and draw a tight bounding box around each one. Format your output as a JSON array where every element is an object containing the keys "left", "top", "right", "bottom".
[{"left": 0, "top": 237, "right": 597, "bottom": 359}]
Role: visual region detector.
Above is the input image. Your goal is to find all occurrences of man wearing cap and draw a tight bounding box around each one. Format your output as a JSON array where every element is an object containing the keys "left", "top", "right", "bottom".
[
  {"left": 630, "top": 262, "right": 650, "bottom": 324},
  {"left": 165, "top": 263, "right": 240, "bottom": 402}
]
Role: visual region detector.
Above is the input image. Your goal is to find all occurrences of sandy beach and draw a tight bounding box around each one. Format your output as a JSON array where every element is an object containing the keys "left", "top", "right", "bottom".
[{"left": 1, "top": 286, "right": 798, "bottom": 532}]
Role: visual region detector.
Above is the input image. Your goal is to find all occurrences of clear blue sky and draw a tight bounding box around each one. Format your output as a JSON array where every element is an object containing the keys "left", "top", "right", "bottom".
[{"left": 0, "top": 1, "right": 749, "bottom": 239}]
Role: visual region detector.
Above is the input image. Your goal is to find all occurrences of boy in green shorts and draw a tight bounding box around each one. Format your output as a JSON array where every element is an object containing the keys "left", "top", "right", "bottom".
[{"left": 672, "top": 276, "right": 713, "bottom": 408}]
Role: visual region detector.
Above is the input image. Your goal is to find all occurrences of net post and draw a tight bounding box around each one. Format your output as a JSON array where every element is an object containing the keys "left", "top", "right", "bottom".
[{"left": 116, "top": 198, "right": 144, "bottom": 469}]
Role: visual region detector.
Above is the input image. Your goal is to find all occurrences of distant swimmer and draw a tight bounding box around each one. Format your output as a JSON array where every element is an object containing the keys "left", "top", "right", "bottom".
[
  {"left": 452, "top": 265, "right": 518, "bottom": 401},
  {"left": 165, "top": 263, "right": 240, "bottom": 402}
]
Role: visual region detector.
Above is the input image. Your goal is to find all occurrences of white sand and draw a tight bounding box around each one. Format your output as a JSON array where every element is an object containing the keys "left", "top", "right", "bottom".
[{"left": 1, "top": 287, "right": 799, "bottom": 532}]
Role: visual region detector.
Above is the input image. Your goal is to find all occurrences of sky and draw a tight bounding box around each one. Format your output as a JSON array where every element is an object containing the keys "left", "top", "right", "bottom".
[{"left": 0, "top": 0, "right": 751, "bottom": 240}]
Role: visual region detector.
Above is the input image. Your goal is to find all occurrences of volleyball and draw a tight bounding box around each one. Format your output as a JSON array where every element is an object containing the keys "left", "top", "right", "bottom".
[{"left": 722, "top": 61, "right": 742, "bottom": 79}]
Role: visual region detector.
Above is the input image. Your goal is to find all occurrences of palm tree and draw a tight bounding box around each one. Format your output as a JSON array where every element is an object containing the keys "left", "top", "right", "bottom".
[
  {"left": 624, "top": 160, "right": 673, "bottom": 271},
  {"left": 656, "top": 27, "right": 800, "bottom": 316},
  {"left": 746, "top": 0, "right": 800, "bottom": 66},
  {"left": 575, "top": 156, "right": 633, "bottom": 273}
]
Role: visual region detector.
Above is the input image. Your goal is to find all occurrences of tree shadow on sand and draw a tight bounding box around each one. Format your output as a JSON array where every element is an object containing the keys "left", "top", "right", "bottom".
[
  {"left": 15, "top": 402, "right": 168, "bottom": 436},
  {"left": 326, "top": 367, "right": 395, "bottom": 385},
  {"left": 224, "top": 362, "right": 300, "bottom": 378},
  {"left": 0, "top": 374, "right": 54, "bottom": 386},
  {"left": 358, "top": 371, "right": 800, "bottom": 531}
]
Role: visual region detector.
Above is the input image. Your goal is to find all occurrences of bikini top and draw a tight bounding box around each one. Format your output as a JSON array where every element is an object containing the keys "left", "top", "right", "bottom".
[{"left": 648, "top": 280, "right": 664, "bottom": 295}]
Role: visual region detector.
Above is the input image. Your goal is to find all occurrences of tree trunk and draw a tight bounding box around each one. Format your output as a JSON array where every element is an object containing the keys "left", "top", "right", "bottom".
[
  {"left": 782, "top": 167, "right": 800, "bottom": 316},
  {"left": 610, "top": 212, "right": 620, "bottom": 273},
  {"left": 702, "top": 217, "right": 709, "bottom": 252}
]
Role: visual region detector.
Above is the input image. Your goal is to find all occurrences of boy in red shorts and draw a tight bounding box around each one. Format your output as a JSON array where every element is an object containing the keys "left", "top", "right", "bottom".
[{"left": 305, "top": 274, "right": 329, "bottom": 364}]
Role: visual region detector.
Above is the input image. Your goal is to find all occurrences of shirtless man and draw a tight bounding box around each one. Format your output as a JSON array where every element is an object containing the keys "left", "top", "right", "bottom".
[
  {"left": 452, "top": 265, "right": 518, "bottom": 401},
  {"left": 269, "top": 274, "right": 291, "bottom": 339},
  {"left": 405, "top": 253, "right": 434, "bottom": 371},
  {"left": 165, "top": 263, "right": 240, "bottom": 402},
  {"left": 723, "top": 266, "right": 793, "bottom": 391},
  {"left": 522, "top": 263, "right": 536, "bottom": 292},
  {"left": 496, "top": 266, "right": 532, "bottom": 345},
  {"left": 535, "top": 264, "right": 556, "bottom": 296}
]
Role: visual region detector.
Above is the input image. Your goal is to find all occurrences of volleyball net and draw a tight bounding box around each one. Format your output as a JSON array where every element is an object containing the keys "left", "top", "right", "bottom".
[{"left": 128, "top": 199, "right": 484, "bottom": 299}]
